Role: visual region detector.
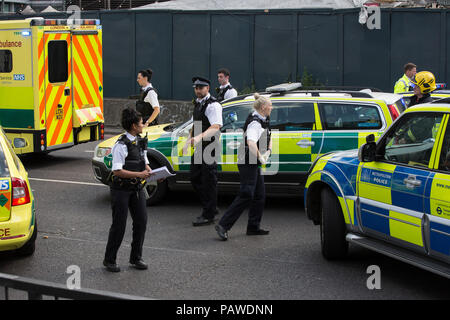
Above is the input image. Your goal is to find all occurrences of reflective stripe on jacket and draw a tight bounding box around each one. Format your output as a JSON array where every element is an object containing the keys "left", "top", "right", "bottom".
[{"left": 394, "top": 74, "right": 411, "bottom": 93}]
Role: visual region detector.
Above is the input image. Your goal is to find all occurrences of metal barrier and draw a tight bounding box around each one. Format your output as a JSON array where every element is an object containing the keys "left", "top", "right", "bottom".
[{"left": 0, "top": 272, "right": 151, "bottom": 300}]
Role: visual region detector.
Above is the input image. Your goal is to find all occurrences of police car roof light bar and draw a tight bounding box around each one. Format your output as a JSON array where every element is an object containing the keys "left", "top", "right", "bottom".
[
  {"left": 266, "top": 82, "right": 303, "bottom": 93},
  {"left": 28, "top": 18, "right": 100, "bottom": 26},
  {"left": 305, "top": 91, "right": 374, "bottom": 98},
  {"left": 302, "top": 85, "right": 382, "bottom": 92}
]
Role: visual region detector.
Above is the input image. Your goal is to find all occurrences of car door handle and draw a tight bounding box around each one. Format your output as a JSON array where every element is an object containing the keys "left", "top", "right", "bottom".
[
  {"left": 403, "top": 176, "right": 421, "bottom": 188},
  {"left": 296, "top": 140, "right": 315, "bottom": 148},
  {"left": 226, "top": 141, "right": 241, "bottom": 150}
]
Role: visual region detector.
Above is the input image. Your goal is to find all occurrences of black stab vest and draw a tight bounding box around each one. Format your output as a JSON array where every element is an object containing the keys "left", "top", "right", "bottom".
[
  {"left": 215, "top": 85, "right": 233, "bottom": 102},
  {"left": 111, "top": 134, "right": 147, "bottom": 190},
  {"left": 241, "top": 113, "right": 271, "bottom": 165},
  {"left": 192, "top": 95, "right": 219, "bottom": 151},
  {"left": 136, "top": 87, "right": 159, "bottom": 125}
]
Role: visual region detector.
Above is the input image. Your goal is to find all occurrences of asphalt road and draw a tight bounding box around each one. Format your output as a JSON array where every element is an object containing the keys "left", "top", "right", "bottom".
[{"left": 0, "top": 134, "right": 448, "bottom": 300}]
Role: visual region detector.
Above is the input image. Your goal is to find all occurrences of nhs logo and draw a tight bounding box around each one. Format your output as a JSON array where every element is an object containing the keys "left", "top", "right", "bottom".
[
  {"left": 0, "top": 180, "right": 9, "bottom": 190},
  {"left": 13, "top": 74, "right": 25, "bottom": 81}
]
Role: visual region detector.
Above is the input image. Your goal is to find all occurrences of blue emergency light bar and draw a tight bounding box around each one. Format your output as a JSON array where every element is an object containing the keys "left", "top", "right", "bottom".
[
  {"left": 28, "top": 18, "right": 101, "bottom": 26},
  {"left": 436, "top": 83, "right": 446, "bottom": 89}
]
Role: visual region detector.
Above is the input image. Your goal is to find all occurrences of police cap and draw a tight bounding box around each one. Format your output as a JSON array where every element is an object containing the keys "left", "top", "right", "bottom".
[{"left": 192, "top": 76, "right": 210, "bottom": 87}]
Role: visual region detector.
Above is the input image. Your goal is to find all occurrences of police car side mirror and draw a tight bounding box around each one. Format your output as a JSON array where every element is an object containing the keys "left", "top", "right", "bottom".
[
  {"left": 359, "top": 134, "right": 377, "bottom": 162},
  {"left": 359, "top": 142, "right": 376, "bottom": 162},
  {"left": 366, "top": 134, "right": 375, "bottom": 144}
]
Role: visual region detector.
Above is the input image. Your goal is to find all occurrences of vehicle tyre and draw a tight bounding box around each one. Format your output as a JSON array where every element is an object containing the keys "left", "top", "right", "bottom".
[
  {"left": 145, "top": 159, "right": 169, "bottom": 206},
  {"left": 320, "top": 188, "right": 348, "bottom": 260},
  {"left": 16, "top": 221, "right": 37, "bottom": 257}
]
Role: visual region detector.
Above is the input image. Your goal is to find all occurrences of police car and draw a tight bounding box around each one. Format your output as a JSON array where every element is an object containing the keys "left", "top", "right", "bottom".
[
  {"left": 92, "top": 83, "right": 405, "bottom": 205},
  {"left": 0, "top": 127, "right": 37, "bottom": 256},
  {"left": 304, "top": 101, "right": 450, "bottom": 278}
]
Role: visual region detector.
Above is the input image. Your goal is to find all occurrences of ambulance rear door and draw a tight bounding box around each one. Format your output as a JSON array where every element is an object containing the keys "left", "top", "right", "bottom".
[
  {"left": 70, "top": 24, "right": 104, "bottom": 143},
  {"left": 43, "top": 30, "right": 74, "bottom": 150}
]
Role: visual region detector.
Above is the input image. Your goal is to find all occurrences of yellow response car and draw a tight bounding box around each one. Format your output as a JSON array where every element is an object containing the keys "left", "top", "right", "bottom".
[
  {"left": 304, "top": 102, "right": 450, "bottom": 278},
  {"left": 0, "top": 127, "right": 37, "bottom": 256},
  {"left": 93, "top": 84, "right": 406, "bottom": 205}
]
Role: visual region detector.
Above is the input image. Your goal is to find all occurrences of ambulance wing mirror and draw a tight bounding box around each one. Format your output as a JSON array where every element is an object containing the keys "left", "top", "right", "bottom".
[{"left": 358, "top": 134, "right": 376, "bottom": 162}]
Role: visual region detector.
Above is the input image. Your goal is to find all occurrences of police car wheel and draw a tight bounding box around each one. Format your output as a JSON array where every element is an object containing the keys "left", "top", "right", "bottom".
[
  {"left": 320, "top": 188, "right": 348, "bottom": 260},
  {"left": 145, "top": 159, "right": 168, "bottom": 206}
]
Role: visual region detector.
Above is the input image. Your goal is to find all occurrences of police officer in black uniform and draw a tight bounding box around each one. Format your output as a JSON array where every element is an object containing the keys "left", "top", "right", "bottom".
[
  {"left": 136, "top": 69, "right": 160, "bottom": 126},
  {"left": 103, "top": 108, "right": 152, "bottom": 272},
  {"left": 183, "top": 77, "right": 223, "bottom": 226},
  {"left": 216, "top": 68, "right": 238, "bottom": 102},
  {"left": 215, "top": 93, "right": 272, "bottom": 240}
]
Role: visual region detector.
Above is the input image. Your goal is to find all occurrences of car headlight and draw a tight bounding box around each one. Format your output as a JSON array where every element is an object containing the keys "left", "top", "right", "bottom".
[{"left": 95, "top": 146, "right": 111, "bottom": 158}]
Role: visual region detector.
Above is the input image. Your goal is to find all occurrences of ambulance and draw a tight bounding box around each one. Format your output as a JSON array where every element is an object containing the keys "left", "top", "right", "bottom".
[{"left": 0, "top": 18, "right": 104, "bottom": 155}]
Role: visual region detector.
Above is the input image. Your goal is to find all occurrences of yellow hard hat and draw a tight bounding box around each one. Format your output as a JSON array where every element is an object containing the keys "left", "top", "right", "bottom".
[{"left": 412, "top": 71, "right": 436, "bottom": 94}]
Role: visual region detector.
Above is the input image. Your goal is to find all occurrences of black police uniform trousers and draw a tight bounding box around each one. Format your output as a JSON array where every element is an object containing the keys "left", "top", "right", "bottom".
[
  {"left": 190, "top": 148, "right": 218, "bottom": 220},
  {"left": 104, "top": 187, "right": 147, "bottom": 263},
  {"left": 218, "top": 164, "right": 265, "bottom": 231}
]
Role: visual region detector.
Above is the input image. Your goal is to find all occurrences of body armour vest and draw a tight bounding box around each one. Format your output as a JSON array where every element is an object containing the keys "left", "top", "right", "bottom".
[
  {"left": 241, "top": 113, "right": 271, "bottom": 165},
  {"left": 136, "top": 87, "right": 158, "bottom": 125},
  {"left": 215, "top": 85, "right": 233, "bottom": 102},
  {"left": 111, "top": 134, "right": 147, "bottom": 190},
  {"left": 192, "top": 95, "right": 219, "bottom": 151}
]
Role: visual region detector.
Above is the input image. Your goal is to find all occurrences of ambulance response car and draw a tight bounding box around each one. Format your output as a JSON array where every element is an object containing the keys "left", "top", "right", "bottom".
[
  {"left": 0, "top": 126, "right": 36, "bottom": 256},
  {"left": 304, "top": 101, "right": 450, "bottom": 278},
  {"left": 93, "top": 84, "right": 405, "bottom": 205},
  {"left": 0, "top": 18, "right": 104, "bottom": 155}
]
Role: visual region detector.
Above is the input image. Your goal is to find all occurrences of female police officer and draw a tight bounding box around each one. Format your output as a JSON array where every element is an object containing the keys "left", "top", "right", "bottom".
[
  {"left": 215, "top": 93, "right": 272, "bottom": 240},
  {"left": 103, "top": 108, "right": 152, "bottom": 272},
  {"left": 136, "top": 69, "right": 160, "bottom": 126}
]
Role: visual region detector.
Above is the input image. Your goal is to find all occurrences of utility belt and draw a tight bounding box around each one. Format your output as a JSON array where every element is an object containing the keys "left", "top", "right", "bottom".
[{"left": 110, "top": 175, "right": 147, "bottom": 191}]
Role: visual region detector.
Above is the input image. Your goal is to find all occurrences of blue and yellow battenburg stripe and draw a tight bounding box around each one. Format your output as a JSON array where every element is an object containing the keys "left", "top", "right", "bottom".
[{"left": 305, "top": 152, "right": 450, "bottom": 257}]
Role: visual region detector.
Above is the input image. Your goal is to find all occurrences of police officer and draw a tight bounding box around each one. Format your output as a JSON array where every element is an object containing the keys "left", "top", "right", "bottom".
[
  {"left": 183, "top": 76, "right": 223, "bottom": 226},
  {"left": 103, "top": 108, "right": 152, "bottom": 272},
  {"left": 136, "top": 69, "right": 160, "bottom": 126},
  {"left": 216, "top": 68, "right": 238, "bottom": 102},
  {"left": 215, "top": 93, "right": 272, "bottom": 240},
  {"left": 394, "top": 63, "right": 417, "bottom": 93},
  {"left": 408, "top": 71, "right": 436, "bottom": 107}
]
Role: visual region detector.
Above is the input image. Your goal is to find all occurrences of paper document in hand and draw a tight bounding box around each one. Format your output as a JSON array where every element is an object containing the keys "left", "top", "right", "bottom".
[{"left": 147, "top": 166, "right": 176, "bottom": 182}]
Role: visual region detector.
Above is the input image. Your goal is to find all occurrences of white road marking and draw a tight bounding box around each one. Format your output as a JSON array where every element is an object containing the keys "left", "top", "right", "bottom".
[
  {"left": 39, "top": 233, "right": 303, "bottom": 265},
  {"left": 29, "top": 177, "right": 107, "bottom": 187}
]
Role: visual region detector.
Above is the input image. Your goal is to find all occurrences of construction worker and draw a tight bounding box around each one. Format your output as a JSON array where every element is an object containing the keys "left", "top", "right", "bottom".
[{"left": 394, "top": 63, "right": 417, "bottom": 93}]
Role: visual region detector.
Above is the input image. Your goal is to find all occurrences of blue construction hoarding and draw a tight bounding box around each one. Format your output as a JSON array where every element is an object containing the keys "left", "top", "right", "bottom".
[{"left": 1, "top": 7, "right": 449, "bottom": 100}]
